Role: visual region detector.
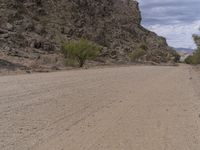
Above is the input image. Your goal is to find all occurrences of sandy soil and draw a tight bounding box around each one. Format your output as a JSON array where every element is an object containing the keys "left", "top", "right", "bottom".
[{"left": 0, "top": 65, "right": 200, "bottom": 150}]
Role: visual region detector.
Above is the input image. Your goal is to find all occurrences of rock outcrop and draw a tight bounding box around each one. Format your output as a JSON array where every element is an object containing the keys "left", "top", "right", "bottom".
[{"left": 0, "top": 0, "right": 178, "bottom": 72}]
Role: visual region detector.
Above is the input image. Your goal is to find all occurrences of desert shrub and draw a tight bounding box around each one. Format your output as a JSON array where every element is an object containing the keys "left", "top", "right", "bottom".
[
  {"left": 174, "top": 54, "right": 181, "bottom": 63},
  {"left": 185, "top": 55, "right": 194, "bottom": 64},
  {"left": 64, "top": 58, "right": 77, "bottom": 67},
  {"left": 139, "top": 44, "right": 148, "bottom": 51},
  {"left": 194, "top": 50, "right": 200, "bottom": 64},
  {"left": 171, "top": 49, "right": 180, "bottom": 63},
  {"left": 129, "top": 48, "right": 146, "bottom": 62},
  {"left": 61, "top": 39, "right": 101, "bottom": 67},
  {"left": 185, "top": 30, "right": 200, "bottom": 64},
  {"left": 185, "top": 50, "right": 200, "bottom": 64}
]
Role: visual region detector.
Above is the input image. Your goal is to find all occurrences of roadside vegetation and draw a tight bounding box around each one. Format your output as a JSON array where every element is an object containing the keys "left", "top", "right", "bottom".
[
  {"left": 185, "top": 31, "right": 200, "bottom": 64},
  {"left": 61, "top": 39, "right": 101, "bottom": 67},
  {"left": 129, "top": 44, "right": 147, "bottom": 62},
  {"left": 171, "top": 49, "right": 181, "bottom": 63}
]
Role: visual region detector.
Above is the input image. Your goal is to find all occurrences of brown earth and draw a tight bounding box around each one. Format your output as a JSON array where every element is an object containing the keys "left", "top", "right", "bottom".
[{"left": 0, "top": 65, "right": 200, "bottom": 150}]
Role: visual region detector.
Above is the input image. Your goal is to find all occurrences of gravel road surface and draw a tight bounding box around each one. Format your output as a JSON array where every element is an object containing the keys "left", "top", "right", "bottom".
[{"left": 0, "top": 65, "right": 200, "bottom": 150}]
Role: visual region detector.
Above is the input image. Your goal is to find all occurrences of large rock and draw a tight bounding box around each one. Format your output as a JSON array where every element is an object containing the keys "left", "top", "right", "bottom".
[{"left": 0, "top": 0, "right": 178, "bottom": 71}]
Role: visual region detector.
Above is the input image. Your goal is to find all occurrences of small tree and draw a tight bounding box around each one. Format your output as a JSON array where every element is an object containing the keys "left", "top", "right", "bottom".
[
  {"left": 192, "top": 34, "right": 200, "bottom": 64},
  {"left": 129, "top": 44, "right": 147, "bottom": 62},
  {"left": 61, "top": 39, "right": 101, "bottom": 67},
  {"left": 129, "top": 49, "right": 146, "bottom": 62},
  {"left": 185, "top": 31, "right": 200, "bottom": 64},
  {"left": 185, "top": 55, "right": 194, "bottom": 64},
  {"left": 193, "top": 34, "right": 200, "bottom": 48},
  {"left": 171, "top": 49, "right": 180, "bottom": 63}
]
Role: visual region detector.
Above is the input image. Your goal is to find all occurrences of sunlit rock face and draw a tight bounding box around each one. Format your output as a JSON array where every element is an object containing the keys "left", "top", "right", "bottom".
[{"left": 0, "top": 0, "right": 177, "bottom": 71}]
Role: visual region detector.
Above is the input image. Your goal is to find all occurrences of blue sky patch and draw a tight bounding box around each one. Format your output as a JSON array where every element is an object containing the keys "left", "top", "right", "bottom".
[{"left": 139, "top": 0, "right": 200, "bottom": 48}]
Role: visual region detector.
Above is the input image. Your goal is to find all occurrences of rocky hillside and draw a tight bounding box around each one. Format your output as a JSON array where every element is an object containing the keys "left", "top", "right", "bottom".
[{"left": 0, "top": 0, "right": 178, "bottom": 72}]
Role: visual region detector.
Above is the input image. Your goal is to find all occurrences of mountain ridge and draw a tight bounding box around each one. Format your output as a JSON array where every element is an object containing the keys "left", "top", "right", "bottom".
[{"left": 175, "top": 47, "right": 194, "bottom": 53}]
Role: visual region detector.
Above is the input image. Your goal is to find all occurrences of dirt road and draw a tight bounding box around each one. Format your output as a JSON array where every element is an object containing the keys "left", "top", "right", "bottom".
[{"left": 0, "top": 65, "right": 200, "bottom": 150}]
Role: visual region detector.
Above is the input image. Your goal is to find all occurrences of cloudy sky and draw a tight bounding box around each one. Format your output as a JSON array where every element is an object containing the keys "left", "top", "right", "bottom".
[{"left": 139, "top": 0, "right": 200, "bottom": 49}]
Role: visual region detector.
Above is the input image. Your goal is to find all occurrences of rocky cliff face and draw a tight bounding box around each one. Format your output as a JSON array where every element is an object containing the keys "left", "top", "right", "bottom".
[{"left": 0, "top": 0, "right": 177, "bottom": 72}]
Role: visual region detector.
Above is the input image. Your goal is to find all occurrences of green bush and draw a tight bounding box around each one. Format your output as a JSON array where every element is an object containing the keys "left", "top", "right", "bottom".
[
  {"left": 139, "top": 44, "right": 148, "bottom": 51},
  {"left": 185, "top": 30, "right": 200, "bottom": 64},
  {"left": 61, "top": 39, "right": 101, "bottom": 67},
  {"left": 185, "top": 55, "right": 194, "bottom": 64},
  {"left": 185, "top": 50, "right": 200, "bottom": 64},
  {"left": 129, "top": 48, "right": 146, "bottom": 62},
  {"left": 171, "top": 49, "right": 180, "bottom": 63},
  {"left": 64, "top": 58, "right": 77, "bottom": 67},
  {"left": 195, "top": 50, "right": 200, "bottom": 64}
]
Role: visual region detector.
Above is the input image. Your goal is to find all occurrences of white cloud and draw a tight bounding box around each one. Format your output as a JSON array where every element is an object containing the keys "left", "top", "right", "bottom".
[
  {"left": 138, "top": 0, "right": 200, "bottom": 48},
  {"left": 144, "top": 20, "right": 200, "bottom": 48}
]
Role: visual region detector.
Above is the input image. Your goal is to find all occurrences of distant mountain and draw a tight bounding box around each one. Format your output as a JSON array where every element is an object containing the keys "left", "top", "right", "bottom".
[
  {"left": 175, "top": 48, "right": 194, "bottom": 54},
  {"left": 175, "top": 48, "right": 194, "bottom": 62}
]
